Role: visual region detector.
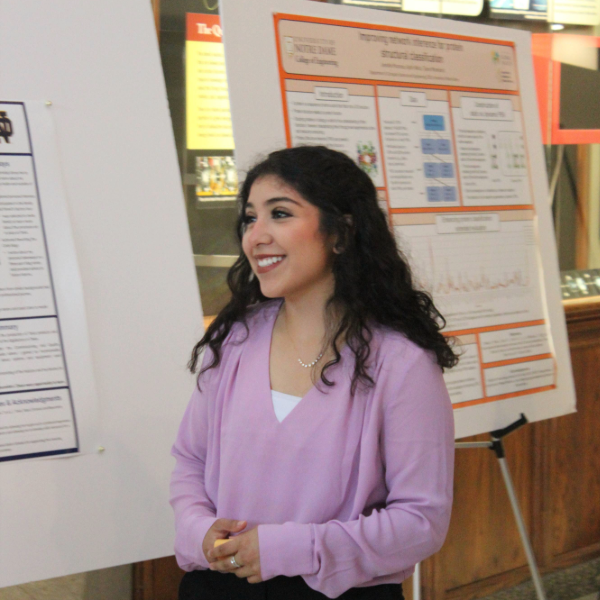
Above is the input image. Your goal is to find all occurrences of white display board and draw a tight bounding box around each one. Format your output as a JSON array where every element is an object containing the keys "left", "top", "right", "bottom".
[
  {"left": 220, "top": 0, "right": 576, "bottom": 439},
  {"left": 0, "top": 0, "right": 203, "bottom": 589}
]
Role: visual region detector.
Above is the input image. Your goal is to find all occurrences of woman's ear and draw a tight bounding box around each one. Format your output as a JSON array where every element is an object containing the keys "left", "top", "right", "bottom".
[{"left": 333, "top": 214, "right": 354, "bottom": 254}]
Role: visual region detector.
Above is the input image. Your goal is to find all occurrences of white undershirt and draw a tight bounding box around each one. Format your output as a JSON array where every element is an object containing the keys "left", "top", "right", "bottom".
[{"left": 271, "top": 389, "right": 302, "bottom": 422}]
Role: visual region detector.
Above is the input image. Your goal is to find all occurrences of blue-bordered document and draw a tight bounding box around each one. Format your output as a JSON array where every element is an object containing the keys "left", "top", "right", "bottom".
[{"left": 0, "top": 101, "right": 80, "bottom": 462}]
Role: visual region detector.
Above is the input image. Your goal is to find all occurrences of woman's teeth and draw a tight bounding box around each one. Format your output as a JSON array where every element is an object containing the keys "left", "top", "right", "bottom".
[{"left": 257, "top": 256, "right": 284, "bottom": 267}]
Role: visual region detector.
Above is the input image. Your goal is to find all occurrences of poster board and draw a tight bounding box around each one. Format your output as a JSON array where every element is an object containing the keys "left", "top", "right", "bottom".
[
  {"left": 220, "top": 0, "right": 576, "bottom": 439},
  {"left": 0, "top": 0, "right": 203, "bottom": 588}
]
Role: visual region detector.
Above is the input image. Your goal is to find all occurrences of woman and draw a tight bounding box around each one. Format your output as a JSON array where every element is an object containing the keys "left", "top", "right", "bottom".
[{"left": 170, "top": 146, "right": 458, "bottom": 600}]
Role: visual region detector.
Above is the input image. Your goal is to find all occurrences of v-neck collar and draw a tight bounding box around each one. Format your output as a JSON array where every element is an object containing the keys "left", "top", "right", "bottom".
[
  {"left": 259, "top": 300, "right": 352, "bottom": 426},
  {"left": 263, "top": 300, "right": 318, "bottom": 425}
]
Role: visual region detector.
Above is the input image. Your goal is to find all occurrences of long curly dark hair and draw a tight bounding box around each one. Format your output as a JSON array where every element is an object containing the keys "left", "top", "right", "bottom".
[{"left": 189, "top": 146, "right": 458, "bottom": 393}]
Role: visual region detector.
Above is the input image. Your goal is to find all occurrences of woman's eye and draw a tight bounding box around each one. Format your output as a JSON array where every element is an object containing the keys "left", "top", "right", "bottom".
[
  {"left": 272, "top": 209, "right": 291, "bottom": 219},
  {"left": 242, "top": 214, "right": 256, "bottom": 225}
]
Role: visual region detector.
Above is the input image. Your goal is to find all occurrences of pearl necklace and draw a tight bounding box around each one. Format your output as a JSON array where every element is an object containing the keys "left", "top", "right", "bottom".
[
  {"left": 297, "top": 352, "right": 324, "bottom": 369},
  {"left": 281, "top": 308, "right": 325, "bottom": 369}
]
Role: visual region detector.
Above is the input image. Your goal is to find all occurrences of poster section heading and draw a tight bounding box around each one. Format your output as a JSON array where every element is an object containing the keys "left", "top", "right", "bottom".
[
  {"left": 0, "top": 102, "right": 78, "bottom": 462},
  {"left": 274, "top": 16, "right": 555, "bottom": 410}
]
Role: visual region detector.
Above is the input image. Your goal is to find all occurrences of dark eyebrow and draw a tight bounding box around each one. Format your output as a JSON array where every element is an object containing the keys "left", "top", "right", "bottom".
[{"left": 245, "top": 196, "right": 302, "bottom": 210}]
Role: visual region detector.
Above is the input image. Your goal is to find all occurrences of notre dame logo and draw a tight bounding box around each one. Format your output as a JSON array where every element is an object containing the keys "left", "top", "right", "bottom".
[{"left": 0, "top": 111, "right": 13, "bottom": 144}]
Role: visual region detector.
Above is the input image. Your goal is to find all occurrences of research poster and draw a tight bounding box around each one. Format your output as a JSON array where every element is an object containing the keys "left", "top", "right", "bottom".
[
  {"left": 221, "top": 0, "right": 576, "bottom": 437},
  {"left": 275, "top": 16, "right": 555, "bottom": 409},
  {"left": 0, "top": 101, "right": 95, "bottom": 462}
]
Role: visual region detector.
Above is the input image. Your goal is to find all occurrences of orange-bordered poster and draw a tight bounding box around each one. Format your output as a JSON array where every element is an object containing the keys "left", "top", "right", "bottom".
[{"left": 273, "top": 14, "right": 556, "bottom": 410}]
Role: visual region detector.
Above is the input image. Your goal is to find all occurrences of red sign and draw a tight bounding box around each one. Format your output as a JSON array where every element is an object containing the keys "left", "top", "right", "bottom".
[
  {"left": 186, "top": 13, "right": 223, "bottom": 43},
  {"left": 532, "top": 34, "right": 600, "bottom": 145}
]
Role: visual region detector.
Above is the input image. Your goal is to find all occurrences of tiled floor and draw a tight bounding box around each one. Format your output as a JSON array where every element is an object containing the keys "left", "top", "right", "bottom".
[
  {"left": 0, "top": 560, "right": 598, "bottom": 600},
  {"left": 0, "top": 566, "right": 131, "bottom": 600},
  {"left": 478, "top": 558, "right": 600, "bottom": 600}
]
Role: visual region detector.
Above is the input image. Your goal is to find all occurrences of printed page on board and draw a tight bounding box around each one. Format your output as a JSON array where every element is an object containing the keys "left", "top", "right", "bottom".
[
  {"left": 274, "top": 17, "right": 554, "bottom": 412},
  {"left": 0, "top": 101, "right": 97, "bottom": 462}
]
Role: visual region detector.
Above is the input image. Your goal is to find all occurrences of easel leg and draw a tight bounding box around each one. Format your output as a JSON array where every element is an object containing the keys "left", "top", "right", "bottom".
[
  {"left": 496, "top": 455, "right": 547, "bottom": 600},
  {"left": 455, "top": 416, "right": 547, "bottom": 600},
  {"left": 412, "top": 561, "right": 421, "bottom": 600}
]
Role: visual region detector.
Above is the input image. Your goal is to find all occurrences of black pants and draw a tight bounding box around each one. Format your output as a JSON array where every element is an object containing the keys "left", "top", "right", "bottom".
[{"left": 179, "top": 569, "right": 404, "bottom": 600}]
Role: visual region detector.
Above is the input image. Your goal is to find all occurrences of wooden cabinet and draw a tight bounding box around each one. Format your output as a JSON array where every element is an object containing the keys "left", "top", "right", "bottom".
[
  {"left": 133, "top": 557, "right": 181, "bottom": 600},
  {"left": 546, "top": 301, "right": 600, "bottom": 570},
  {"left": 133, "top": 300, "right": 600, "bottom": 600}
]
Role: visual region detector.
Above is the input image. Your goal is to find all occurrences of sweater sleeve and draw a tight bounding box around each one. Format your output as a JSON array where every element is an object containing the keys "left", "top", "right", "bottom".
[
  {"left": 258, "top": 346, "right": 455, "bottom": 598},
  {"left": 169, "top": 353, "right": 218, "bottom": 571}
]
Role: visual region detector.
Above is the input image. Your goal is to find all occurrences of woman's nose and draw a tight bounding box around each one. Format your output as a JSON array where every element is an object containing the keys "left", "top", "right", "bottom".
[{"left": 246, "top": 216, "right": 272, "bottom": 246}]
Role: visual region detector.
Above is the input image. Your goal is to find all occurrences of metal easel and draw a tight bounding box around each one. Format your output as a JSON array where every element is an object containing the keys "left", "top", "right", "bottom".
[{"left": 412, "top": 414, "right": 547, "bottom": 600}]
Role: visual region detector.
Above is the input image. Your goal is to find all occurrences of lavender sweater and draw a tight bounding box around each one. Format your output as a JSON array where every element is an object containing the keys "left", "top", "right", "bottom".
[{"left": 170, "top": 301, "right": 454, "bottom": 598}]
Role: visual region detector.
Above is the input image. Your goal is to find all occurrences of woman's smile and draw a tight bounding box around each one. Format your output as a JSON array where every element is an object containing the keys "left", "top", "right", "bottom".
[{"left": 255, "top": 254, "right": 286, "bottom": 273}]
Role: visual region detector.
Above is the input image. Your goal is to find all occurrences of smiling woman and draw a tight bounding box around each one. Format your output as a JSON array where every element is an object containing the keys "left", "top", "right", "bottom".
[{"left": 170, "top": 146, "right": 458, "bottom": 600}]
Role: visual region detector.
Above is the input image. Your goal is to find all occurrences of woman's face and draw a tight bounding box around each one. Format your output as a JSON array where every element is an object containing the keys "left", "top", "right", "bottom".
[{"left": 242, "top": 175, "right": 335, "bottom": 301}]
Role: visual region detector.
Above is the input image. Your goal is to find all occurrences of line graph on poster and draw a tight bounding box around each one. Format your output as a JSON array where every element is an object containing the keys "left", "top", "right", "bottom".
[
  {"left": 427, "top": 232, "right": 531, "bottom": 295},
  {"left": 394, "top": 216, "right": 546, "bottom": 332}
]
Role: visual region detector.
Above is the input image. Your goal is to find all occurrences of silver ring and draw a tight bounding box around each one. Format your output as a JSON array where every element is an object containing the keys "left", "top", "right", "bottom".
[{"left": 230, "top": 555, "right": 242, "bottom": 569}]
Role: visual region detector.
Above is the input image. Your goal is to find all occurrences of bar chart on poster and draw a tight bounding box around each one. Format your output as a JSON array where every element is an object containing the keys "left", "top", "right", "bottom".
[{"left": 221, "top": 0, "right": 576, "bottom": 437}]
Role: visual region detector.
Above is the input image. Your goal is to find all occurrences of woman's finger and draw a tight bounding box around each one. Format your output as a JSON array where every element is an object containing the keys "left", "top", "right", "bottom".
[
  {"left": 247, "top": 575, "right": 262, "bottom": 584},
  {"left": 208, "top": 538, "right": 241, "bottom": 561},
  {"left": 213, "top": 519, "right": 246, "bottom": 535},
  {"left": 208, "top": 560, "right": 230, "bottom": 572},
  {"left": 209, "top": 555, "right": 243, "bottom": 573},
  {"left": 233, "top": 566, "right": 255, "bottom": 579}
]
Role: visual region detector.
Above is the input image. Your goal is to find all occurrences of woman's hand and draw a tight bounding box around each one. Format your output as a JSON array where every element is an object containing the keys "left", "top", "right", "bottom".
[
  {"left": 202, "top": 518, "right": 247, "bottom": 565},
  {"left": 207, "top": 527, "right": 263, "bottom": 583}
]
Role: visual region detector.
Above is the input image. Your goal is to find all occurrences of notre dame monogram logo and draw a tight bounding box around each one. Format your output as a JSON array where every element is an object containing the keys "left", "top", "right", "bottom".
[{"left": 0, "top": 111, "right": 13, "bottom": 144}]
